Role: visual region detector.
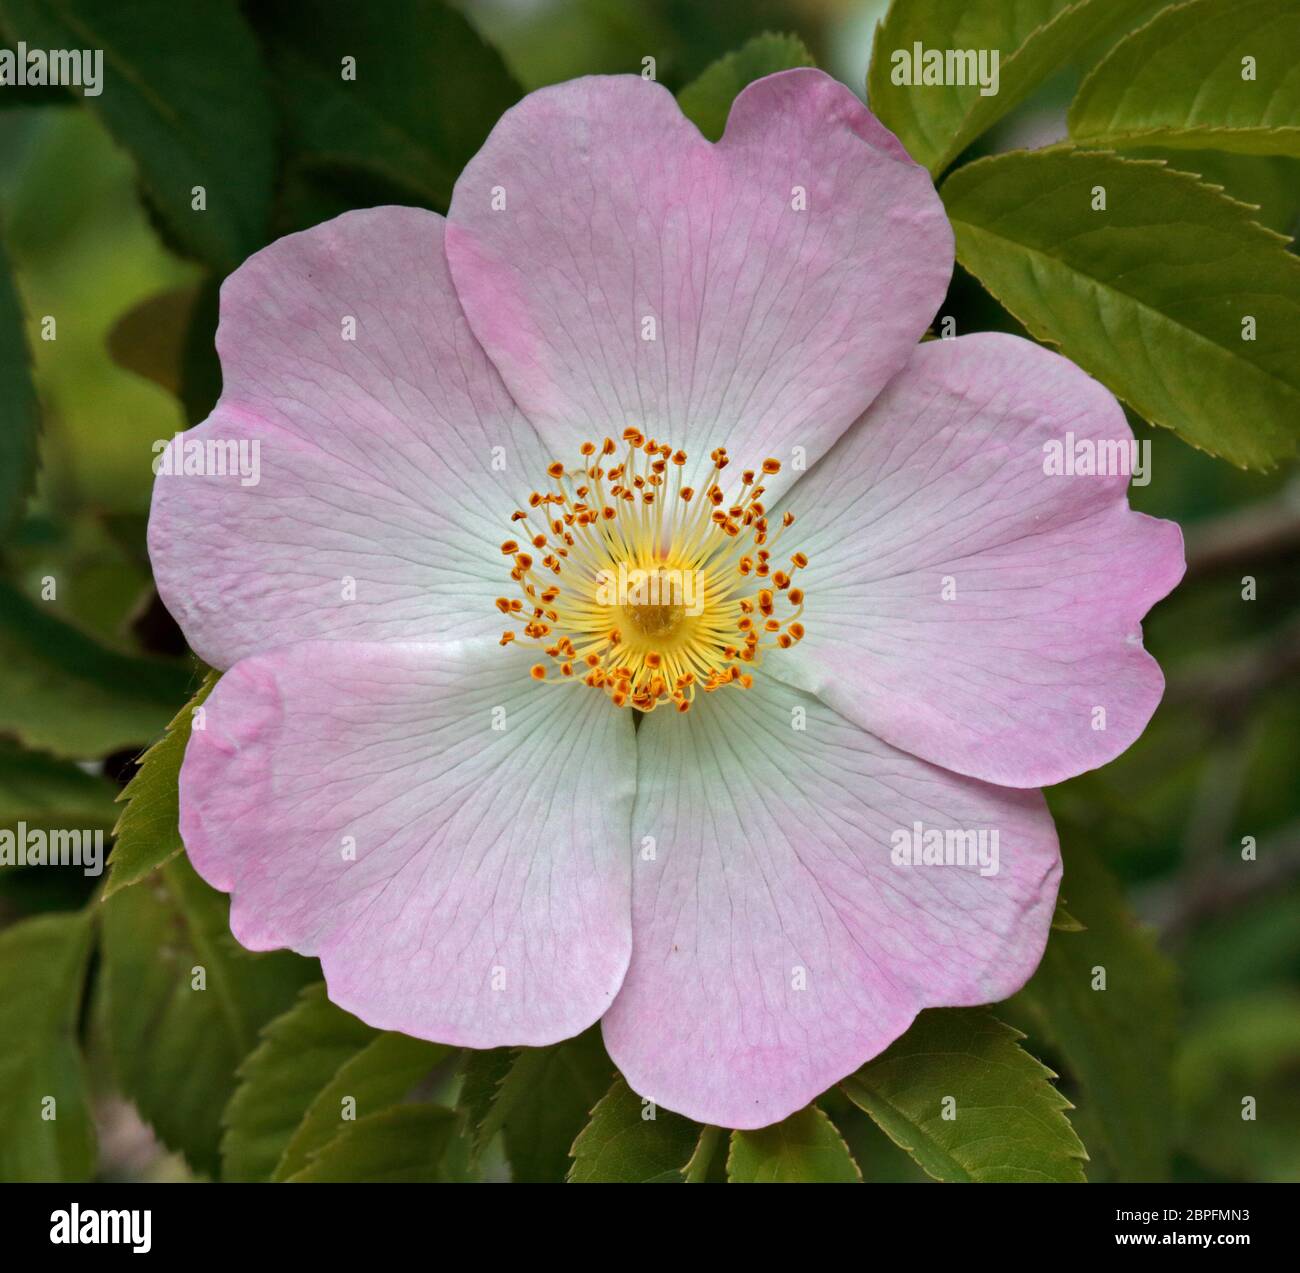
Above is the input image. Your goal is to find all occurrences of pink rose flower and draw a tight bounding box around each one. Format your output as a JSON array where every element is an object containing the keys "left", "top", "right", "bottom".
[{"left": 150, "top": 70, "right": 1184, "bottom": 1128}]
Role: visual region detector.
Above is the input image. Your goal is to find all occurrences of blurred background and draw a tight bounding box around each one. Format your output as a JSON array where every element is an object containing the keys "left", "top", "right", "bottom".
[{"left": 0, "top": 0, "right": 1296, "bottom": 1183}]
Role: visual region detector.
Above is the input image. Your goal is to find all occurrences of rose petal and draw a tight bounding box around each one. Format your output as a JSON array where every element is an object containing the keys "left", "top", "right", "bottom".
[
  {"left": 445, "top": 69, "right": 952, "bottom": 499},
  {"left": 770, "top": 333, "right": 1185, "bottom": 788},
  {"left": 602, "top": 675, "right": 1059, "bottom": 1128},
  {"left": 180, "top": 638, "right": 635, "bottom": 1046},
  {"left": 149, "top": 207, "right": 549, "bottom": 670}
]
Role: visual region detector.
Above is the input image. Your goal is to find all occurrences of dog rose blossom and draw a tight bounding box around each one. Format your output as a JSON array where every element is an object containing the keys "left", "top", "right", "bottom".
[{"left": 149, "top": 70, "right": 1183, "bottom": 1128}]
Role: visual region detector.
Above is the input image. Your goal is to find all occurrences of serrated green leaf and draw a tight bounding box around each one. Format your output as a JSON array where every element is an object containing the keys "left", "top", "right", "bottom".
[
  {"left": 220, "top": 983, "right": 376, "bottom": 1182},
  {"left": 0, "top": 738, "right": 117, "bottom": 833},
  {"left": 727, "top": 1106, "right": 862, "bottom": 1183},
  {"left": 942, "top": 148, "right": 1300, "bottom": 468},
  {"left": 0, "top": 0, "right": 274, "bottom": 269},
  {"left": 841, "top": 1009, "right": 1087, "bottom": 1183},
  {"left": 1012, "top": 836, "right": 1178, "bottom": 1181},
  {"left": 867, "top": 0, "right": 1155, "bottom": 175},
  {"left": 0, "top": 231, "right": 38, "bottom": 541},
  {"left": 104, "top": 670, "right": 216, "bottom": 897},
  {"left": 1128, "top": 148, "right": 1300, "bottom": 236},
  {"left": 467, "top": 1029, "right": 614, "bottom": 1182},
  {"left": 677, "top": 32, "right": 814, "bottom": 142},
  {"left": 1069, "top": 0, "right": 1300, "bottom": 157},
  {"left": 0, "top": 910, "right": 95, "bottom": 1181},
  {"left": 569, "top": 1078, "right": 704, "bottom": 1183},
  {"left": 274, "top": 1029, "right": 452, "bottom": 1181},
  {"left": 98, "top": 853, "right": 317, "bottom": 1176},
  {"left": 456, "top": 1046, "right": 516, "bottom": 1155},
  {"left": 250, "top": 0, "right": 520, "bottom": 225},
  {"left": 286, "top": 1104, "right": 457, "bottom": 1183},
  {"left": 0, "top": 580, "right": 192, "bottom": 760}
]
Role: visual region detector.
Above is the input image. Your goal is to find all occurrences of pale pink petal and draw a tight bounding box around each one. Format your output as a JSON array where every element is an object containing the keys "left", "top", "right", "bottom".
[
  {"left": 601, "top": 675, "right": 1059, "bottom": 1129},
  {"left": 149, "top": 207, "right": 550, "bottom": 671},
  {"left": 445, "top": 69, "right": 952, "bottom": 499},
  {"left": 179, "top": 639, "right": 634, "bottom": 1046},
  {"left": 770, "top": 333, "right": 1185, "bottom": 788}
]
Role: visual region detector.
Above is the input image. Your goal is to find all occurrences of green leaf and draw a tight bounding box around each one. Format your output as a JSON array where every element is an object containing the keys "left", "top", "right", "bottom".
[
  {"left": 1128, "top": 148, "right": 1300, "bottom": 236},
  {"left": 1069, "top": 0, "right": 1300, "bottom": 157},
  {"left": 942, "top": 148, "right": 1300, "bottom": 468},
  {"left": 104, "top": 670, "right": 216, "bottom": 897},
  {"left": 457, "top": 1046, "right": 516, "bottom": 1155},
  {"left": 0, "top": 231, "right": 38, "bottom": 541},
  {"left": 1012, "top": 836, "right": 1178, "bottom": 1181},
  {"left": 274, "top": 1029, "right": 453, "bottom": 1181},
  {"left": 467, "top": 1030, "right": 614, "bottom": 1182},
  {"left": 220, "top": 983, "right": 376, "bottom": 1182},
  {"left": 727, "top": 1106, "right": 862, "bottom": 1183},
  {"left": 569, "top": 1078, "right": 705, "bottom": 1183},
  {"left": 98, "top": 853, "right": 317, "bottom": 1176},
  {"left": 0, "top": 738, "right": 117, "bottom": 832},
  {"left": 0, "top": 0, "right": 274, "bottom": 270},
  {"left": 867, "top": 0, "right": 1155, "bottom": 175},
  {"left": 1052, "top": 898, "right": 1088, "bottom": 932},
  {"left": 841, "top": 1009, "right": 1087, "bottom": 1183},
  {"left": 677, "top": 32, "right": 814, "bottom": 141},
  {"left": 0, "top": 580, "right": 192, "bottom": 759},
  {"left": 250, "top": 0, "right": 520, "bottom": 222},
  {"left": 0, "top": 910, "right": 95, "bottom": 1181},
  {"left": 285, "top": 1105, "right": 457, "bottom": 1183}
]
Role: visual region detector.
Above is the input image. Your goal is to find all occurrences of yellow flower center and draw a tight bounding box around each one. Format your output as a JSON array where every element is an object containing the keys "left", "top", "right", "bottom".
[{"left": 495, "top": 429, "right": 807, "bottom": 713}]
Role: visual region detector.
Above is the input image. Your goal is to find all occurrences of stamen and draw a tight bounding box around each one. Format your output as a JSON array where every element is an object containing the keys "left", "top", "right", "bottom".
[{"left": 496, "top": 436, "right": 809, "bottom": 712}]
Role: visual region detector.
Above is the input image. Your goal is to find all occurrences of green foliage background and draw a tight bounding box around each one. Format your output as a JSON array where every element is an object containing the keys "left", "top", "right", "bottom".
[{"left": 0, "top": 0, "right": 1297, "bottom": 1184}]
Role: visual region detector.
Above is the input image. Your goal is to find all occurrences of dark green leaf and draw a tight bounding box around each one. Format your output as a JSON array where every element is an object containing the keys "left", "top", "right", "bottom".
[
  {"left": 220, "top": 983, "right": 376, "bottom": 1182},
  {"left": 727, "top": 1105, "right": 862, "bottom": 1183},
  {"left": 568, "top": 1077, "right": 704, "bottom": 1183},
  {"left": 677, "top": 32, "right": 814, "bottom": 141},
  {"left": 250, "top": 0, "right": 520, "bottom": 222},
  {"left": 0, "top": 580, "right": 192, "bottom": 759},
  {"left": 942, "top": 148, "right": 1300, "bottom": 468},
  {"left": 98, "top": 853, "right": 317, "bottom": 1176},
  {"left": 1012, "top": 836, "right": 1178, "bottom": 1181},
  {"left": 104, "top": 670, "right": 216, "bottom": 897},
  {"left": 0, "top": 231, "right": 38, "bottom": 540},
  {"left": 456, "top": 1046, "right": 515, "bottom": 1156},
  {"left": 274, "top": 1029, "right": 452, "bottom": 1181},
  {"left": 0, "top": 0, "right": 274, "bottom": 269},
  {"left": 285, "top": 1104, "right": 457, "bottom": 1183},
  {"left": 0, "top": 910, "right": 95, "bottom": 1181},
  {"left": 842, "top": 1009, "right": 1087, "bottom": 1183},
  {"left": 0, "top": 738, "right": 117, "bottom": 832},
  {"left": 471, "top": 1029, "right": 613, "bottom": 1182}
]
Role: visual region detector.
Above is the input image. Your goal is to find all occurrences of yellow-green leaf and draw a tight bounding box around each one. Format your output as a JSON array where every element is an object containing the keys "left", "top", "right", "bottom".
[
  {"left": 1069, "top": 0, "right": 1300, "bottom": 157},
  {"left": 942, "top": 148, "right": 1300, "bottom": 468}
]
